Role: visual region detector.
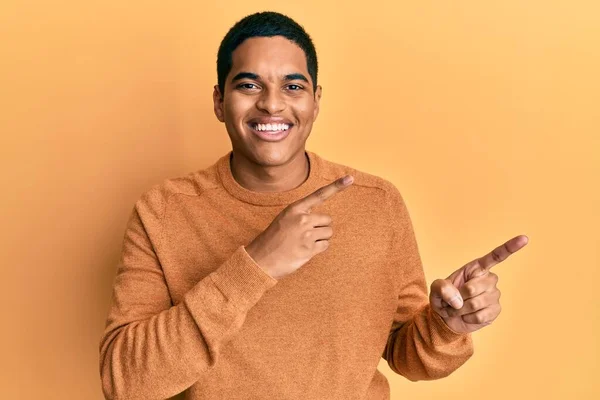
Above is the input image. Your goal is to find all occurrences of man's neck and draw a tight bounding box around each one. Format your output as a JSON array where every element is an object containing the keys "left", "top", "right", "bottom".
[{"left": 229, "top": 150, "right": 310, "bottom": 193}]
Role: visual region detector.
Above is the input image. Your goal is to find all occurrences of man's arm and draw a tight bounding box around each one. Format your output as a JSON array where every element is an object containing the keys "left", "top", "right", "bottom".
[
  {"left": 381, "top": 184, "right": 473, "bottom": 381},
  {"left": 99, "top": 188, "right": 277, "bottom": 400}
]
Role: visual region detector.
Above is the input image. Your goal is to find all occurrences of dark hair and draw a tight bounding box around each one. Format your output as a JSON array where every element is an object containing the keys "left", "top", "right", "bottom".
[{"left": 216, "top": 11, "right": 318, "bottom": 95}]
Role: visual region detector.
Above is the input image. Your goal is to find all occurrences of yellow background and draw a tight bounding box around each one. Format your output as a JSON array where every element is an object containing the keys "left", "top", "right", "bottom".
[{"left": 1, "top": 1, "right": 598, "bottom": 399}]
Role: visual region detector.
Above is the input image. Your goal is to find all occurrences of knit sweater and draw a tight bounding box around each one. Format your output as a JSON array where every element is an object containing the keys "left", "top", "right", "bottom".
[{"left": 99, "top": 150, "right": 474, "bottom": 400}]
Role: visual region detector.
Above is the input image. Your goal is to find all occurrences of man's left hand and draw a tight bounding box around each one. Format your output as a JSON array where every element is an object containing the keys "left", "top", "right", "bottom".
[{"left": 429, "top": 235, "right": 529, "bottom": 334}]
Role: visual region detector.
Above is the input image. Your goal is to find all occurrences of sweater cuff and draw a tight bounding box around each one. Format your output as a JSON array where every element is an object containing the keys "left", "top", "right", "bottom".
[
  {"left": 209, "top": 245, "right": 278, "bottom": 311},
  {"left": 428, "top": 305, "right": 472, "bottom": 346}
]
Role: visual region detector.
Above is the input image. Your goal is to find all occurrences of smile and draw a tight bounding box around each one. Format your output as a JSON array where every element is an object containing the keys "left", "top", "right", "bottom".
[
  {"left": 251, "top": 123, "right": 290, "bottom": 133},
  {"left": 247, "top": 121, "right": 294, "bottom": 142}
]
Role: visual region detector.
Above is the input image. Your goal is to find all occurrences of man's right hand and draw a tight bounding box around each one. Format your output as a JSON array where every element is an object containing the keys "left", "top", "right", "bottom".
[{"left": 244, "top": 174, "right": 354, "bottom": 280}]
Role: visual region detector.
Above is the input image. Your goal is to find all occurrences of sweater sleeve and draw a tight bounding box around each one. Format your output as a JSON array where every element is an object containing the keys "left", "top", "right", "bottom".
[
  {"left": 99, "top": 189, "right": 278, "bottom": 400},
  {"left": 382, "top": 184, "right": 474, "bottom": 381}
]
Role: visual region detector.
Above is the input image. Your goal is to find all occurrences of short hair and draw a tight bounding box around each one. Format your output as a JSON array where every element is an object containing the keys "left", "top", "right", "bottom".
[{"left": 216, "top": 11, "right": 318, "bottom": 95}]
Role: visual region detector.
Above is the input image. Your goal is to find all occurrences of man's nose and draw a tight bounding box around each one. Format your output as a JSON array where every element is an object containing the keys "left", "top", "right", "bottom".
[{"left": 256, "top": 88, "right": 285, "bottom": 114}]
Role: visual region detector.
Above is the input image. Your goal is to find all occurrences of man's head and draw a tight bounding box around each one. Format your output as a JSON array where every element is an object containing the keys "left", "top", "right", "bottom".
[
  {"left": 213, "top": 11, "right": 322, "bottom": 168},
  {"left": 216, "top": 11, "right": 318, "bottom": 96}
]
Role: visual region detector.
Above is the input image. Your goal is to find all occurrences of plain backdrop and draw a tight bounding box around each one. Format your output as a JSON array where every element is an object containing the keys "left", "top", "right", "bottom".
[{"left": 1, "top": 1, "right": 598, "bottom": 399}]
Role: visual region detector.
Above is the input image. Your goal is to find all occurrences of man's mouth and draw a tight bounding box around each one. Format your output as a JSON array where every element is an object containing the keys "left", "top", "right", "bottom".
[
  {"left": 249, "top": 122, "right": 291, "bottom": 134},
  {"left": 247, "top": 119, "right": 294, "bottom": 142}
]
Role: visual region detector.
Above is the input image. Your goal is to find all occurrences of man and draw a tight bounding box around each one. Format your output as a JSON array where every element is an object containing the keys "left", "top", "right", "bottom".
[{"left": 99, "top": 11, "right": 528, "bottom": 400}]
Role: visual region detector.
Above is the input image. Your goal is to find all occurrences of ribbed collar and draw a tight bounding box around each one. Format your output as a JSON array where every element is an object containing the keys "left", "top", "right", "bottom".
[{"left": 216, "top": 150, "right": 323, "bottom": 206}]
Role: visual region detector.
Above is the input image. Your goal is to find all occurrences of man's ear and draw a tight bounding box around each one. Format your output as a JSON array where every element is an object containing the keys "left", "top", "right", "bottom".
[
  {"left": 313, "top": 85, "right": 322, "bottom": 122},
  {"left": 213, "top": 85, "right": 225, "bottom": 122}
]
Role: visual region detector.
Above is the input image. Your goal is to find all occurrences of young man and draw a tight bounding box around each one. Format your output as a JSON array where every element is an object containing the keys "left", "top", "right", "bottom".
[{"left": 99, "top": 11, "right": 528, "bottom": 400}]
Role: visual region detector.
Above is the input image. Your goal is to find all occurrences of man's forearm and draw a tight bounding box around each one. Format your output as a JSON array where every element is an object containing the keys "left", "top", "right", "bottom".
[{"left": 383, "top": 303, "right": 474, "bottom": 381}]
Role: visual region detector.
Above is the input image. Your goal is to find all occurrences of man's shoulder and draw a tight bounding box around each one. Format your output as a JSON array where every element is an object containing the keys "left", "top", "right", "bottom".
[
  {"left": 314, "top": 151, "right": 403, "bottom": 202},
  {"left": 134, "top": 160, "right": 221, "bottom": 216}
]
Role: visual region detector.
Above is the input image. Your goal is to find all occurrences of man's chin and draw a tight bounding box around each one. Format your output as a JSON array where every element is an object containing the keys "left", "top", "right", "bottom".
[
  {"left": 243, "top": 144, "right": 305, "bottom": 168},
  {"left": 251, "top": 148, "right": 292, "bottom": 166}
]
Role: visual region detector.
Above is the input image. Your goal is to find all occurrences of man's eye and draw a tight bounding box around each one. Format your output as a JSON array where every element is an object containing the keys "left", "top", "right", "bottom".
[
  {"left": 238, "top": 83, "right": 258, "bottom": 90},
  {"left": 287, "top": 84, "right": 303, "bottom": 91}
]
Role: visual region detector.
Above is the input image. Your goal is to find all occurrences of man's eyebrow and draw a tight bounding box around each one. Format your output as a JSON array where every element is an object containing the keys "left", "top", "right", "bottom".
[
  {"left": 231, "top": 72, "right": 260, "bottom": 82},
  {"left": 284, "top": 73, "right": 309, "bottom": 83},
  {"left": 230, "top": 72, "right": 310, "bottom": 83}
]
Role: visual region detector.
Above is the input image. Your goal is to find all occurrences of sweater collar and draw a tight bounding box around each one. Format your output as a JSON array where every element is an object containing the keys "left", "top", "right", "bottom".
[{"left": 216, "top": 150, "right": 323, "bottom": 206}]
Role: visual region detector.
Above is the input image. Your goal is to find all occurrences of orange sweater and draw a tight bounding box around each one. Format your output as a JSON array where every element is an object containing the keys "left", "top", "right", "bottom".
[{"left": 99, "top": 150, "right": 473, "bottom": 400}]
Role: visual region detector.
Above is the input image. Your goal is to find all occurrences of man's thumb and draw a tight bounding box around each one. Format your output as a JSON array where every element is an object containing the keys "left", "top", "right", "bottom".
[{"left": 431, "top": 279, "right": 463, "bottom": 309}]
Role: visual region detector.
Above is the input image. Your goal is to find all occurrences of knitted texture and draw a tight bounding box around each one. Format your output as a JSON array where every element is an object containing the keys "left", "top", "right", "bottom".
[{"left": 99, "top": 150, "right": 473, "bottom": 400}]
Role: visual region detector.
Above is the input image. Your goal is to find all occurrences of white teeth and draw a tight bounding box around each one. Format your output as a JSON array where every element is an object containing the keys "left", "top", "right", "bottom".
[{"left": 253, "top": 123, "right": 290, "bottom": 133}]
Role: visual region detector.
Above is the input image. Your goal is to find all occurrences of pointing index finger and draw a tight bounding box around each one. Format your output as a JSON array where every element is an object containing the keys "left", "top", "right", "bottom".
[
  {"left": 294, "top": 175, "right": 354, "bottom": 212},
  {"left": 478, "top": 234, "right": 529, "bottom": 271}
]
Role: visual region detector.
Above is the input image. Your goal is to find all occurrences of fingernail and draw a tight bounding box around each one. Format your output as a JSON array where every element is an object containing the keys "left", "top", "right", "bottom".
[
  {"left": 449, "top": 295, "right": 463, "bottom": 309},
  {"left": 342, "top": 175, "right": 353, "bottom": 185}
]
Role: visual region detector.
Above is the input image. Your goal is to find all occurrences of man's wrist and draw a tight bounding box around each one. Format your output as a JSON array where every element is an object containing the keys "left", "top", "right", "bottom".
[{"left": 244, "top": 244, "right": 275, "bottom": 278}]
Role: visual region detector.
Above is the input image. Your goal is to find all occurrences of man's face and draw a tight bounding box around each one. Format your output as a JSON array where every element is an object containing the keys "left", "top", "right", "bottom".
[{"left": 213, "top": 36, "right": 322, "bottom": 167}]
